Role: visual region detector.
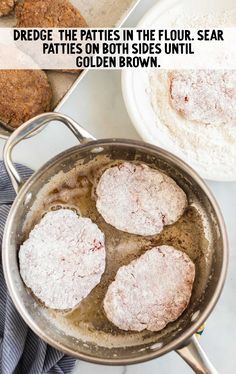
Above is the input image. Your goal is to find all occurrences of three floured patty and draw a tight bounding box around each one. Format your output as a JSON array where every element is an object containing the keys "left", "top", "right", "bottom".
[
  {"left": 19, "top": 162, "right": 194, "bottom": 332},
  {"left": 96, "top": 162, "right": 187, "bottom": 236},
  {"left": 19, "top": 209, "right": 106, "bottom": 310},
  {"left": 169, "top": 70, "right": 236, "bottom": 125},
  {"left": 0, "top": 0, "right": 15, "bottom": 16},
  {"left": 103, "top": 245, "right": 195, "bottom": 332}
]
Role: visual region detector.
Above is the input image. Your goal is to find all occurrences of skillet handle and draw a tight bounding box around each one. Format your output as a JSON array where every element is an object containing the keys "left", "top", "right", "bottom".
[
  {"left": 3, "top": 112, "right": 95, "bottom": 194},
  {"left": 176, "top": 335, "right": 218, "bottom": 374}
]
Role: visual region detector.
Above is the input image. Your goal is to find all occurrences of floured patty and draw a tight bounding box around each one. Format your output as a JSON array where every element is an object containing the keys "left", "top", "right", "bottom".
[
  {"left": 169, "top": 70, "right": 236, "bottom": 125},
  {"left": 19, "top": 209, "right": 106, "bottom": 310},
  {"left": 104, "top": 245, "right": 195, "bottom": 332},
  {"left": 0, "top": 0, "right": 15, "bottom": 16},
  {"left": 16, "top": 0, "right": 87, "bottom": 27},
  {"left": 96, "top": 162, "right": 187, "bottom": 236},
  {"left": 0, "top": 70, "right": 52, "bottom": 128}
]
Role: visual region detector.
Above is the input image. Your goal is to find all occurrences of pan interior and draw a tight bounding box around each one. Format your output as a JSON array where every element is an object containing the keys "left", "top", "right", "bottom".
[{"left": 6, "top": 141, "right": 224, "bottom": 362}]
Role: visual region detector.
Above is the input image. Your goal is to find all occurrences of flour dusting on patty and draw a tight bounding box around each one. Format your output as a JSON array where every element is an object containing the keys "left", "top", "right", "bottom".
[
  {"left": 104, "top": 245, "right": 195, "bottom": 332},
  {"left": 19, "top": 209, "right": 106, "bottom": 310},
  {"left": 96, "top": 162, "right": 187, "bottom": 236},
  {"left": 170, "top": 70, "right": 236, "bottom": 125}
]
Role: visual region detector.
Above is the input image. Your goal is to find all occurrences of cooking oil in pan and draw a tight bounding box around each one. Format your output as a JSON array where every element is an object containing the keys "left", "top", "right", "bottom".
[{"left": 23, "top": 156, "right": 211, "bottom": 348}]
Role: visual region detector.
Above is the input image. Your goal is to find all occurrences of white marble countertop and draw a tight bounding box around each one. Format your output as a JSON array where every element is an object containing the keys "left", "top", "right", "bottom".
[{"left": 0, "top": 0, "right": 236, "bottom": 373}]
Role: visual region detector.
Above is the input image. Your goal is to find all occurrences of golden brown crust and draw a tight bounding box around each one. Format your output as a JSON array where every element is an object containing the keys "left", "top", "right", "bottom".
[
  {"left": 16, "top": 0, "right": 87, "bottom": 27},
  {"left": 0, "top": 70, "right": 52, "bottom": 128},
  {"left": 0, "top": 0, "right": 15, "bottom": 17}
]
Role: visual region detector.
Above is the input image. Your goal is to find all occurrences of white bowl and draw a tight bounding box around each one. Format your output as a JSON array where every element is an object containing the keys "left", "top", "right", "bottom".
[{"left": 122, "top": 0, "right": 236, "bottom": 181}]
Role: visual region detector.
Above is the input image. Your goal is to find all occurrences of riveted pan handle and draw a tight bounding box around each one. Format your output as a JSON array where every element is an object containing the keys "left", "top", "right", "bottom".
[
  {"left": 3, "top": 112, "right": 95, "bottom": 195},
  {"left": 176, "top": 335, "right": 218, "bottom": 374}
]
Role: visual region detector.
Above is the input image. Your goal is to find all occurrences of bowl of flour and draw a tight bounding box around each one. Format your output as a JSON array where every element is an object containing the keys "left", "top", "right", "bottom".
[{"left": 122, "top": 0, "right": 236, "bottom": 181}]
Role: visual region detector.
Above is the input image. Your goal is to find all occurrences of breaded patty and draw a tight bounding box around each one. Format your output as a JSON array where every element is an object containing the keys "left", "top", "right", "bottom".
[
  {"left": 96, "top": 162, "right": 187, "bottom": 236},
  {"left": 19, "top": 209, "right": 106, "bottom": 310},
  {"left": 170, "top": 70, "right": 236, "bottom": 125},
  {"left": 104, "top": 245, "right": 195, "bottom": 332},
  {"left": 0, "top": 70, "right": 52, "bottom": 128},
  {"left": 16, "top": 0, "right": 87, "bottom": 27},
  {"left": 0, "top": 0, "right": 15, "bottom": 16}
]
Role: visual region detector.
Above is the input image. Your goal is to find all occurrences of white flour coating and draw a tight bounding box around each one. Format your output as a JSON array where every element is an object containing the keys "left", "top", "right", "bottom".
[
  {"left": 19, "top": 209, "right": 106, "bottom": 310},
  {"left": 104, "top": 245, "right": 195, "bottom": 332},
  {"left": 148, "top": 6, "right": 236, "bottom": 180},
  {"left": 96, "top": 162, "right": 187, "bottom": 236},
  {"left": 170, "top": 70, "right": 236, "bottom": 125}
]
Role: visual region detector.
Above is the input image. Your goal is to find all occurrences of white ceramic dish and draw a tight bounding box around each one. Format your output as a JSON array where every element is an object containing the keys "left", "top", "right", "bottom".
[{"left": 122, "top": 0, "right": 236, "bottom": 181}]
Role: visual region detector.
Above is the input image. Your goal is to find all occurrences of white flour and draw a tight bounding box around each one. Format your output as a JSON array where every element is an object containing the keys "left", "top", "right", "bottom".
[
  {"left": 19, "top": 209, "right": 106, "bottom": 310},
  {"left": 169, "top": 70, "right": 236, "bottom": 125},
  {"left": 96, "top": 162, "right": 187, "bottom": 236},
  {"left": 104, "top": 245, "right": 195, "bottom": 332},
  {"left": 149, "top": 6, "right": 236, "bottom": 180}
]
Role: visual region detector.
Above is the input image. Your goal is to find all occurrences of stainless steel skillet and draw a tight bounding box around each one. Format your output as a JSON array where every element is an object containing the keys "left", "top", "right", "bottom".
[{"left": 2, "top": 112, "right": 228, "bottom": 373}]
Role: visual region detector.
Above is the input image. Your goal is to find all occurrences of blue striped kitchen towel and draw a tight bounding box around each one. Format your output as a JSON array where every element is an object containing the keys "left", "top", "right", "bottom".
[{"left": 0, "top": 161, "right": 76, "bottom": 374}]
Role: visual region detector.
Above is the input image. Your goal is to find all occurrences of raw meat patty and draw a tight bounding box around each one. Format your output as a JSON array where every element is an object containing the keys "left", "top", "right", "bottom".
[
  {"left": 16, "top": 0, "right": 87, "bottom": 27},
  {"left": 19, "top": 209, "right": 106, "bottom": 310},
  {"left": 0, "top": 70, "right": 52, "bottom": 128},
  {"left": 96, "top": 162, "right": 187, "bottom": 236},
  {"left": 170, "top": 70, "right": 236, "bottom": 125},
  {"left": 0, "top": 0, "right": 15, "bottom": 16},
  {"left": 104, "top": 245, "right": 195, "bottom": 332}
]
